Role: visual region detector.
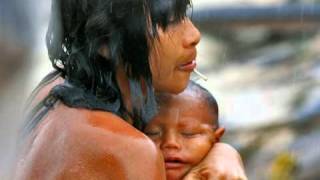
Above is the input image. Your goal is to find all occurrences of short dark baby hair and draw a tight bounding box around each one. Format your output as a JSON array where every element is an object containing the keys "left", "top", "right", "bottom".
[{"left": 157, "top": 80, "right": 219, "bottom": 128}]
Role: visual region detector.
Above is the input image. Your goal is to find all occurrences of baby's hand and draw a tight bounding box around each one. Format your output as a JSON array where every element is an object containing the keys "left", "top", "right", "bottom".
[{"left": 183, "top": 143, "right": 247, "bottom": 180}]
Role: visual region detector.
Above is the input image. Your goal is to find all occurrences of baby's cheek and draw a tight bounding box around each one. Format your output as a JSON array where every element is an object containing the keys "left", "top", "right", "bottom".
[{"left": 186, "top": 137, "right": 212, "bottom": 165}]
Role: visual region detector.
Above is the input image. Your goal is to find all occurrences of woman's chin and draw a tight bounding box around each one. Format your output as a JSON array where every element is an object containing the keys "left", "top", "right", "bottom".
[
  {"left": 153, "top": 73, "right": 191, "bottom": 94},
  {"left": 169, "top": 85, "right": 187, "bottom": 94},
  {"left": 155, "top": 84, "right": 188, "bottom": 94},
  {"left": 154, "top": 78, "right": 189, "bottom": 94}
]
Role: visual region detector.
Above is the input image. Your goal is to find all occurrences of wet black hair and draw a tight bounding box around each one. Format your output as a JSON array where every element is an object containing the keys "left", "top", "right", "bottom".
[
  {"left": 28, "top": 0, "right": 192, "bottom": 130},
  {"left": 156, "top": 80, "right": 219, "bottom": 127}
]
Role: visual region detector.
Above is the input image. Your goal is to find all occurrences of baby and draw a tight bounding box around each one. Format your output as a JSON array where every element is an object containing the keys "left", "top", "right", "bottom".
[{"left": 144, "top": 81, "right": 225, "bottom": 180}]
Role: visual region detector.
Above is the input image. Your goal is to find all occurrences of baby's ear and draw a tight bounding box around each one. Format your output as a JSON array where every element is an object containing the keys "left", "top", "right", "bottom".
[{"left": 213, "top": 127, "right": 225, "bottom": 142}]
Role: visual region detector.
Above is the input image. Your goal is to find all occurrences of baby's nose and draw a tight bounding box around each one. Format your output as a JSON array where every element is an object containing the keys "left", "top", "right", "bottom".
[{"left": 160, "top": 132, "right": 181, "bottom": 150}]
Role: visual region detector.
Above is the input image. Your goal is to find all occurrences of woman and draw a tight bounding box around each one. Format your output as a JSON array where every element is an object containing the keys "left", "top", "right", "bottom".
[{"left": 14, "top": 0, "right": 246, "bottom": 179}]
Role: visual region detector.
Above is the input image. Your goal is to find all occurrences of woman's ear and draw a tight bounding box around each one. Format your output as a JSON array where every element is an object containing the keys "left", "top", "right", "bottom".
[{"left": 213, "top": 127, "right": 225, "bottom": 142}]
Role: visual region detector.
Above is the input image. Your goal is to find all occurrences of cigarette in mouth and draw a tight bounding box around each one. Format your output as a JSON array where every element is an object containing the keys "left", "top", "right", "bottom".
[{"left": 193, "top": 68, "right": 208, "bottom": 81}]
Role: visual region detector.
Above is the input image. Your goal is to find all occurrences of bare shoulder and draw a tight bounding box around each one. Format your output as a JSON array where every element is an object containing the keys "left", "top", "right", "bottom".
[
  {"left": 15, "top": 104, "right": 165, "bottom": 180},
  {"left": 72, "top": 108, "right": 166, "bottom": 179}
]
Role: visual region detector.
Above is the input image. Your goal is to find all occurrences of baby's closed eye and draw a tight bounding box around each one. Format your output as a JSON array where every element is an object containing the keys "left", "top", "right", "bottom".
[
  {"left": 180, "top": 129, "right": 203, "bottom": 138},
  {"left": 144, "top": 129, "right": 161, "bottom": 137}
]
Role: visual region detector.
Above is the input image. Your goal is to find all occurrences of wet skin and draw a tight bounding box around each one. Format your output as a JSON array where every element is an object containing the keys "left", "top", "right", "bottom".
[
  {"left": 15, "top": 76, "right": 166, "bottom": 180},
  {"left": 15, "top": 17, "right": 201, "bottom": 179}
]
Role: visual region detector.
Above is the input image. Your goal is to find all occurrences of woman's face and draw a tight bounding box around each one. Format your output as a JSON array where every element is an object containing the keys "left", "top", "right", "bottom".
[{"left": 150, "top": 18, "right": 201, "bottom": 94}]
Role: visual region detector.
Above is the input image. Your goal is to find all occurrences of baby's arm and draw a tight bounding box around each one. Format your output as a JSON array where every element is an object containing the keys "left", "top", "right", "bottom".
[{"left": 183, "top": 143, "right": 247, "bottom": 180}]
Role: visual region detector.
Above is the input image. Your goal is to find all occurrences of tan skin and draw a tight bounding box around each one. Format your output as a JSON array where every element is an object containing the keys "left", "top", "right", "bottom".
[
  {"left": 150, "top": 18, "right": 200, "bottom": 94},
  {"left": 14, "top": 17, "right": 246, "bottom": 179},
  {"left": 148, "top": 18, "right": 247, "bottom": 179},
  {"left": 145, "top": 90, "right": 225, "bottom": 180},
  {"left": 15, "top": 75, "right": 166, "bottom": 180}
]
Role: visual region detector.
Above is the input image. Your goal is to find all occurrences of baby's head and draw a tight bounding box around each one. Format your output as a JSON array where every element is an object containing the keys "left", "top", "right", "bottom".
[{"left": 144, "top": 81, "right": 225, "bottom": 180}]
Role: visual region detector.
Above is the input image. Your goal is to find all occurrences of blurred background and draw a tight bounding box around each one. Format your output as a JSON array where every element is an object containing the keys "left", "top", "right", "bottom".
[{"left": 1, "top": 0, "right": 319, "bottom": 179}]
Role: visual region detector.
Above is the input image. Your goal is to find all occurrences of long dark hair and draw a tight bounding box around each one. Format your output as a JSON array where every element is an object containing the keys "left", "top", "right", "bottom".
[{"left": 41, "top": 0, "right": 192, "bottom": 129}]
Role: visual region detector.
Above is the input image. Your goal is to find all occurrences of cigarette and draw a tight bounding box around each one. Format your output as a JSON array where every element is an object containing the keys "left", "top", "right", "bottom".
[{"left": 193, "top": 68, "right": 208, "bottom": 81}]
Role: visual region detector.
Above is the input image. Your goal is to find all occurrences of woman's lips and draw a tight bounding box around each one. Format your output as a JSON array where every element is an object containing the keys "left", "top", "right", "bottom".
[{"left": 178, "top": 60, "right": 197, "bottom": 71}]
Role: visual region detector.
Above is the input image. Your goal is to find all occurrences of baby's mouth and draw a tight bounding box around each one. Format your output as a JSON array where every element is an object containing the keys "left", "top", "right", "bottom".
[{"left": 164, "top": 157, "right": 186, "bottom": 169}]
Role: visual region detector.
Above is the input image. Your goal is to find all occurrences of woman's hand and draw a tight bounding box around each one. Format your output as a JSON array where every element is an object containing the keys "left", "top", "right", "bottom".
[{"left": 183, "top": 143, "right": 247, "bottom": 180}]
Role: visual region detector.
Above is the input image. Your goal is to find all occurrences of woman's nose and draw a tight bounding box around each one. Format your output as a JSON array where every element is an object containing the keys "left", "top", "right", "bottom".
[
  {"left": 160, "top": 132, "right": 181, "bottom": 150},
  {"left": 182, "top": 19, "right": 201, "bottom": 48}
]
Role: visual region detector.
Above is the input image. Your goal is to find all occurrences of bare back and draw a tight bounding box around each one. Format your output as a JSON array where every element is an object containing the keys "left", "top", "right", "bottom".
[{"left": 14, "top": 74, "right": 166, "bottom": 180}]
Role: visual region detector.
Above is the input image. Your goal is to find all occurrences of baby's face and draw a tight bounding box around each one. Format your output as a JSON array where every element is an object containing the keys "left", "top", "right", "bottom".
[{"left": 145, "top": 93, "right": 219, "bottom": 180}]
